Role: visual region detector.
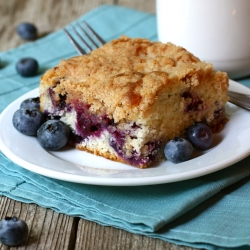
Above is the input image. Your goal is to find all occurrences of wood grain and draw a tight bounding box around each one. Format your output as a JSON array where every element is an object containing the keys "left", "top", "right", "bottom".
[
  {"left": 117, "top": 0, "right": 156, "bottom": 13},
  {"left": 0, "top": 0, "right": 196, "bottom": 249},
  {"left": 0, "top": 196, "right": 196, "bottom": 250},
  {"left": 75, "top": 219, "right": 195, "bottom": 250},
  {"left": 0, "top": 196, "right": 76, "bottom": 250},
  {"left": 0, "top": 0, "right": 155, "bottom": 52}
]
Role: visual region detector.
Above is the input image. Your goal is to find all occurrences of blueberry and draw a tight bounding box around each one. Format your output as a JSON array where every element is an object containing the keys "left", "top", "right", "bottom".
[
  {"left": 0, "top": 216, "right": 28, "bottom": 246},
  {"left": 20, "top": 97, "right": 40, "bottom": 109},
  {"left": 37, "top": 120, "right": 70, "bottom": 151},
  {"left": 16, "top": 58, "right": 39, "bottom": 77},
  {"left": 12, "top": 108, "right": 45, "bottom": 136},
  {"left": 187, "top": 123, "right": 213, "bottom": 150},
  {"left": 16, "top": 22, "right": 37, "bottom": 40},
  {"left": 164, "top": 137, "right": 193, "bottom": 163}
]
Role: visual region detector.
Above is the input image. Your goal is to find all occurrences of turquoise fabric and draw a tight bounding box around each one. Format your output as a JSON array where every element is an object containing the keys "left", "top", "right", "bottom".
[{"left": 1, "top": 5, "right": 250, "bottom": 249}]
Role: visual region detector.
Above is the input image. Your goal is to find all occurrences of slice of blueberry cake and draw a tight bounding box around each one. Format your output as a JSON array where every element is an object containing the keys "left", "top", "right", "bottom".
[{"left": 39, "top": 36, "right": 229, "bottom": 168}]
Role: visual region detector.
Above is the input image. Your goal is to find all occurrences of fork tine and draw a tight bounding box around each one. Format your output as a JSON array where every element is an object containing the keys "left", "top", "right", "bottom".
[
  {"left": 63, "top": 28, "right": 87, "bottom": 55},
  {"left": 83, "top": 21, "right": 106, "bottom": 45},
  {"left": 70, "top": 25, "right": 92, "bottom": 53},
  {"left": 228, "top": 91, "right": 250, "bottom": 111},
  {"left": 76, "top": 23, "right": 99, "bottom": 50},
  {"left": 228, "top": 97, "right": 250, "bottom": 111},
  {"left": 228, "top": 90, "right": 250, "bottom": 99},
  {"left": 64, "top": 21, "right": 106, "bottom": 56}
]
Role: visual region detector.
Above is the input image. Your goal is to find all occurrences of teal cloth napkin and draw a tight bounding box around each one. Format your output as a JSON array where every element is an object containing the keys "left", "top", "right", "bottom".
[{"left": 1, "top": 5, "right": 250, "bottom": 249}]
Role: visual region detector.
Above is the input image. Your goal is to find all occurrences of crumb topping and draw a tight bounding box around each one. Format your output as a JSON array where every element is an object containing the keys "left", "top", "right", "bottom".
[{"left": 40, "top": 36, "right": 228, "bottom": 124}]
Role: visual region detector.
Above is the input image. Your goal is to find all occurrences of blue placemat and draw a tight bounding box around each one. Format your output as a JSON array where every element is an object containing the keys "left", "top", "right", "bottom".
[{"left": 1, "top": 5, "right": 250, "bottom": 249}]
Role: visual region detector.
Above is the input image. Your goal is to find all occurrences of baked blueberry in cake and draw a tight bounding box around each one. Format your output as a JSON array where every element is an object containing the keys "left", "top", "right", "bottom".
[{"left": 39, "top": 36, "right": 229, "bottom": 168}]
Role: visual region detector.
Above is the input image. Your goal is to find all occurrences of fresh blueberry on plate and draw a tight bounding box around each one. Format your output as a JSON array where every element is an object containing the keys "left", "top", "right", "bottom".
[
  {"left": 12, "top": 108, "right": 45, "bottom": 136},
  {"left": 37, "top": 120, "right": 70, "bottom": 151},
  {"left": 164, "top": 137, "right": 193, "bottom": 163},
  {"left": 0, "top": 216, "right": 28, "bottom": 246},
  {"left": 20, "top": 97, "right": 40, "bottom": 109},
  {"left": 16, "top": 58, "right": 39, "bottom": 77},
  {"left": 16, "top": 22, "right": 37, "bottom": 40},
  {"left": 187, "top": 123, "right": 213, "bottom": 150}
]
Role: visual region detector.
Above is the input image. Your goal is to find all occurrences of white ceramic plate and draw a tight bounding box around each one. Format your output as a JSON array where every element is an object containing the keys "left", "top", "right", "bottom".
[{"left": 0, "top": 80, "right": 250, "bottom": 186}]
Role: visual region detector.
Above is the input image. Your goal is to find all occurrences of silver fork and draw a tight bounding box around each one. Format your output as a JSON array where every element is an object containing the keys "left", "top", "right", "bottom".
[
  {"left": 63, "top": 21, "right": 105, "bottom": 55},
  {"left": 63, "top": 22, "right": 250, "bottom": 111},
  {"left": 227, "top": 90, "right": 250, "bottom": 111}
]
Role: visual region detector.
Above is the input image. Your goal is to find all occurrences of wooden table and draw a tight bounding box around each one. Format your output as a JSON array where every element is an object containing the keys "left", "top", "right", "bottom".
[{"left": 0, "top": 1, "right": 196, "bottom": 249}]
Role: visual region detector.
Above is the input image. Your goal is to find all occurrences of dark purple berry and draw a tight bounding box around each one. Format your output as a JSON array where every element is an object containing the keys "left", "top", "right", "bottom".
[
  {"left": 0, "top": 216, "right": 28, "bottom": 246},
  {"left": 187, "top": 123, "right": 213, "bottom": 150},
  {"left": 16, "top": 58, "right": 39, "bottom": 77},
  {"left": 37, "top": 120, "right": 70, "bottom": 151},
  {"left": 16, "top": 22, "right": 37, "bottom": 40},
  {"left": 164, "top": 137, "right": 193, "bottom": 163},
  {"left": 12, "top": 108, "right": 45, "bottom": 136},
  {"left": 20, "top": 97, "right": 40, "bottom": 109}
]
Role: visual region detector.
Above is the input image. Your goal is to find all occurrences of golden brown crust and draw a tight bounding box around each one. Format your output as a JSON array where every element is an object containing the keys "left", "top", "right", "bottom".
[{"left": 41, "top": 36, "right": 228, "bottom": 124}]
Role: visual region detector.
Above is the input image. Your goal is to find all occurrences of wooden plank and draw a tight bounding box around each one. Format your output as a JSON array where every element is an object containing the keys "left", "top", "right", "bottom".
[
  {"left": 0, "top": 196, "right": 77, "bottom": 250},
  {"left": 75, "top": 219, "right": 196, "bottom": 250},
  {"left": 117, "top": 0, "right": 156, "bottom": 13},
  {"left": 0, "top": 0, "right": 156, "bottom": 52},
  {"left": 0, "top": 0, "right": 115, "bottom": 52}
]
